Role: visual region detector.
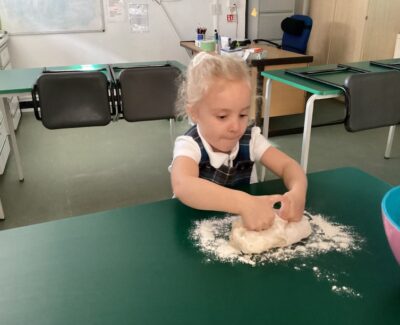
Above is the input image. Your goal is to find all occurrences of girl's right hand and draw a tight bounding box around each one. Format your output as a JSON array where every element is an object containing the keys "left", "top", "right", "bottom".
[{"left": 240, "top": 194, "right": 283, "bottom": 231}]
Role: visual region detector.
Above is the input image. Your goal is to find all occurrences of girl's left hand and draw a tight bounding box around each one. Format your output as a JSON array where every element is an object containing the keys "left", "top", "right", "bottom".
[{"left": 278, "top": 190, "right": 305, "bottom": 222}]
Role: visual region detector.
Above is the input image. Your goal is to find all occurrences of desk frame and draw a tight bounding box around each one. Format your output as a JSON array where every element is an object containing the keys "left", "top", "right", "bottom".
[{"left": 262, "top": 63, "right": 398, "bottom": 172}]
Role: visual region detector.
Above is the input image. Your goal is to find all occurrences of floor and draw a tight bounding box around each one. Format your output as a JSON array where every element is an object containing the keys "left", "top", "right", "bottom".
[{"left": 0, "top": 111, "right": 399, "bottom": 230}]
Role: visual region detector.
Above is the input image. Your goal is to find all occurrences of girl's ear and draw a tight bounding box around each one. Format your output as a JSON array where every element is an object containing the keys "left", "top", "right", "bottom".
[{"left": 187, "top": 105, "right": 198, "bottom": 123}]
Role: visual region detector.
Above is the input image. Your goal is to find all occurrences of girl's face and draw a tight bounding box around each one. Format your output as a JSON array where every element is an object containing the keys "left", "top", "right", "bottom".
[{"left": 189, "top": 78, "right": 251, "bottom": 153}]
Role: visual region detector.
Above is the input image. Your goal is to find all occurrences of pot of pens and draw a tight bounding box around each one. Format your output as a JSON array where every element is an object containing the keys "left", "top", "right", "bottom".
[{"left": 195, "top": 27, "right": 207, "bottom": 47}]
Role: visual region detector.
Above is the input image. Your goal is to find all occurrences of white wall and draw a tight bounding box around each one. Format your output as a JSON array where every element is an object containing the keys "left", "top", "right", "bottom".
[
  {"left": 294, "top": 0, "right": 310, "bottom": 15},
  {"left": 6, "top": 0, "right": 246, "bottom": 68}
]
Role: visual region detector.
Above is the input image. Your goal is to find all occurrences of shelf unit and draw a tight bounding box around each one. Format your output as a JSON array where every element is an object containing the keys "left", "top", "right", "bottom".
[{"left": 0, "top": 32, "right": 21, "bottom": 175}]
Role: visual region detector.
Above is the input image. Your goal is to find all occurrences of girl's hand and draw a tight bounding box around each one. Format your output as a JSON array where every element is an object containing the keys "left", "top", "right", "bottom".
[
  {"left": 240, "top": 194, "right": 283, "bottom": 231},
  {"left": 278, "top": 190, "right": 306, "bottom": 222}
]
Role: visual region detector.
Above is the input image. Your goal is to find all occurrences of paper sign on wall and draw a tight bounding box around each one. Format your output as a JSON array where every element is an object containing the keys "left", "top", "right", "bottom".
[
  {"left": 127, "top": 1, "right": 149, "bottom": 33},
  {"left": 107, "top": 0, "right": 125, "bottom": 23}
]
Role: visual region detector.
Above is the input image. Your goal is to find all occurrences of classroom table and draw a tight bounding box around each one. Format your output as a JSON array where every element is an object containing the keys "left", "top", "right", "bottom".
[
  {"left": 261, "top": 58, "right": 400, "bottom": 172},
  {"left": 180, "top": 41, "right": 313, "bottom": 125},
  {"left": 0, "top": 167, "right": 398, "bottom": 324},
  {"left": 0, "top": 64, "right": 110, "bottom": 184},
  {"left": 0, "top": 60, "right": 185, "bottom": 219},
  {"left": 0, "top": 66, "right": 41, "bottom": 219}
]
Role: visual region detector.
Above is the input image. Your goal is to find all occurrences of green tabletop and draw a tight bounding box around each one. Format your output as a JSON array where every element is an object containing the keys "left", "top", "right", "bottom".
[
  {"left": 0, "top": 67, "right": 42, "bottom": 94},
  {"left": 261, "top": 58, "right": 400, "bottom": 95},
  {"left": 0, "top": 167, "right": 399, "bottom": 324},
  {"left": 347, "top": 58, "right": 400, "bottom": 73},
  {"left": 0, "top": 64, "right": 108, "bottom": 95},
  {"left": 262, "top": 65, "right": 342, "bottom": 95}
]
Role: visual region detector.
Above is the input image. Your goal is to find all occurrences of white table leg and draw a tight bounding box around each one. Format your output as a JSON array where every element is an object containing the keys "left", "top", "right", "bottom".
[
  {"left": 301, "top": 94, "right": 340, "bottom": 173},
  {"left": 260, "top": 78, "right": 273, "bottom": 181},
  {"left": 0, "top": 198, "right": 4, "bottom": 220},
  {"left": 262, "top": 78, "right": 272, "bottom": 137},
  {"left": 384, "top": 125, "right": 396, "bottom": 159},
  {"left": 300, "top": 95, "right": 317, "bottom": 172},
  {"left": 1, "top": 97, "right": 24, "bottom": 181},
  {"left": 169, "top": 118, "right": 175, "bottom": 147}
]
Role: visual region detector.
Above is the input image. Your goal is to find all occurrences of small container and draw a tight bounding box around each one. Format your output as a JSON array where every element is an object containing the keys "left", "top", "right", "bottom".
[
  {"left": 200, "top": 40, "right": 216, "bottom": 52},
  {"left": 214, "top": 29, "right": 219, "bottom": 43},
  {"left": 220, "top": 36, "right": 230, "bottom": 50},
  {"left": 196, "top": 33, "right": 204, "bottom": 41},
  {"left": 214, "top": 29, "right": 220, "bottom": 53},
  {"left": 381, "top": 185, "right": 400, "bottom": 265},
  {"left": 195, "top": 33, "right": 204, "bottom": 47}
]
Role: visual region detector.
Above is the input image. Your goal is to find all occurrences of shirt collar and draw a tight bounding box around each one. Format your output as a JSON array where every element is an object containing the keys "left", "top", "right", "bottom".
[{"left": 197, "top": 125, "right": 239, "bottom": 168}]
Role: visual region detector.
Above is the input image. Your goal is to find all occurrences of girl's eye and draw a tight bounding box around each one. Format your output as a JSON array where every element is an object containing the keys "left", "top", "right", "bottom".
[{"left": 217, "top": 115, "right": 226, "bottom": 119}]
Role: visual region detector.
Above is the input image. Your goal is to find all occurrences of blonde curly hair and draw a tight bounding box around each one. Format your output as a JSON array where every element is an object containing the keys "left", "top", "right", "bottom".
[{"left": 175, "top": 52, "right": 252, "bottom": 119}]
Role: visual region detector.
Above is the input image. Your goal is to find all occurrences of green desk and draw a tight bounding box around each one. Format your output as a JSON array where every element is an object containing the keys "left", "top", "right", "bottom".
[
  {"left": 261, "top": 59, "right": 399, "bottom": 172},
  {"left": 0, "top": 167, "right": 398, "bottom": 324},
  {"left": 0, "top": 61, "right": 185, "bottom": 219}
]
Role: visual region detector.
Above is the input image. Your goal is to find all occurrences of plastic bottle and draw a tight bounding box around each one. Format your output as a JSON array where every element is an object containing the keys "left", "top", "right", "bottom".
[{"left": 214, "top": 29, "right": 220, "bottom": 53}]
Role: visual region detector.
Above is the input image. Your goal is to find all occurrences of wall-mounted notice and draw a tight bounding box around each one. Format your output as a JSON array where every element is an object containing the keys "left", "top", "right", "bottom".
[
  {"left": 107, "top": 0, "right": 125, "bottom": 23},
  {"left": 0, "top": 0, "right": 105, "bottom": 35},
  {"left": 127, "top": 1, "right": 149, "bottom": 33}
]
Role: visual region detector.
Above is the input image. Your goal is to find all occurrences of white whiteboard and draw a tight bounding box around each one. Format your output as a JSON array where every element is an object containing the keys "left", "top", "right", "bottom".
[{"left": 0, "top": 0, "right": 105, "bottom": 35}]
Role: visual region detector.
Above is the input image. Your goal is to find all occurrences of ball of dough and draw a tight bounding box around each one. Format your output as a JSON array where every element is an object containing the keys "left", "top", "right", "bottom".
[{"left": 230, "top": 215, "right": 312, "bottom": 254}]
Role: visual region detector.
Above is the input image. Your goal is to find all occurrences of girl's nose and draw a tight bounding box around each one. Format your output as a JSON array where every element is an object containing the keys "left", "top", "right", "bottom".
[{"left": 229, "top": 118, "right": 240, "bottom": 132}]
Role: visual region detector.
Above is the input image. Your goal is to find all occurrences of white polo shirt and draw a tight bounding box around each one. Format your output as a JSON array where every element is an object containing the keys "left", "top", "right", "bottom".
[{"left": 170, "top": 126, "right": 271, "bottom": 183}]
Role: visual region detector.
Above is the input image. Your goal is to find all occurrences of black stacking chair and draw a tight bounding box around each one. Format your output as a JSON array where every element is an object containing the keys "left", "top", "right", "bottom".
[
  {"left": 343, "top": 71, "right": 400, "bottom": 158},
  {"left": 32, "top": 69, "right": 115, "bottom": 129},
  {"left": 114, "top": 64, "right": 181, "bottom": 144},
  {"left": 344, "top": 71, "right": 400, "bottom": 131}
]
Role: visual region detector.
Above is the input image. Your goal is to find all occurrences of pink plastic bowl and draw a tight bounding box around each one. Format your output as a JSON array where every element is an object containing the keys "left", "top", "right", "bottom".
[{"left": 381, "top": 186, "right": 400, "bottom": 265}]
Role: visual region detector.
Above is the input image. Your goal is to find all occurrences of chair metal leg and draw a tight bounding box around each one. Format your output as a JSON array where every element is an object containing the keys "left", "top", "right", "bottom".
[{"left": 384, "top": 125, "right": 396, "bottom": 159}]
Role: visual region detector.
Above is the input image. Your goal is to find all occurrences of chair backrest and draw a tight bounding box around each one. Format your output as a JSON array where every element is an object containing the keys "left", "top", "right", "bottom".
[
  {"left": 281, "top": 15, "right": 312, "bottom": 54},
  {"left": 344, "top": 71, "right": 400, "bottom": 132},
  {"left": 118, "top": 65, "right": 180, "bottom": 122},
  {"left": 32, "top": 71, "right": 113, "bottom": 129}
]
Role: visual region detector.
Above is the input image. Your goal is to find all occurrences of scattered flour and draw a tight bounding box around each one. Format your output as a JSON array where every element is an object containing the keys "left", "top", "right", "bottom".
[
  {"left": 331, "top": 285, "right": 362, "bottom": 298},
  {"left": 190, "top": 211, "right": 364, "bottom": 297},
  {"left": 294, "top": 263, "right": 362, "bottom": 298},
  {"left": 191, "top": 211, "right": 363, "bottom": 265}
]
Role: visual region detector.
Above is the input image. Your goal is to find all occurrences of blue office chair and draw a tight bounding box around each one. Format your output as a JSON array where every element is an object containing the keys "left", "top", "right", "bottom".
[{"left": 254, "top": 15, "right": 313, "bottom": 55}]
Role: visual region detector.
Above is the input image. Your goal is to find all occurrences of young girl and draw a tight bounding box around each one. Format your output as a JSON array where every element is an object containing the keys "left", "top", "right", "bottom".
[{"left": 170, "top": 52, "right": 307, "bottom": 231}]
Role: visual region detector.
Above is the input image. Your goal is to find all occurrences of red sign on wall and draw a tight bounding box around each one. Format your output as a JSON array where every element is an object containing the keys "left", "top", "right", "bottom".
[{"left": 226, "top": 14, "right": 236, "bottom": 22}]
